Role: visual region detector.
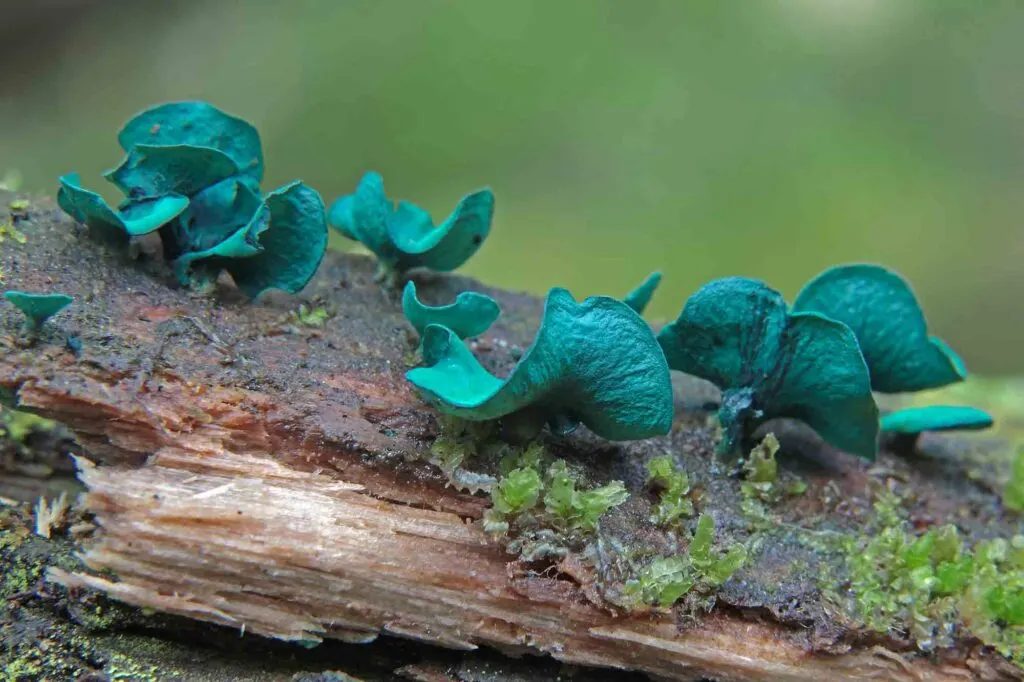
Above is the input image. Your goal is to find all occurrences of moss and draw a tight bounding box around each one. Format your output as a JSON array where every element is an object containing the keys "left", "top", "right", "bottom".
[
  {"left": 623, "top": 514, "right": 747, "bottom": 607},
  {"left": 0, "top": 220, "right": 26, "bottom": 245},
  {"left": 288, "top": 304, "right": 331, "bottom": 328},
  {"left": 1, "top": 408, "right": 58, "bottom": 444},
  {"left": 1004, "top": 447, "right": 1024, "bottom": 512},
  {"left": 543, "top": 460, "right": 628, "bottom": 533},
  {"left": 743, "top": 432, "right": 778, "bottom": 484},
  {"left": 645, "top": 455, "right": 693, "bottom": 527},
  {"left": 483, "top": 454, "right": 628, "bottom": 546},
  {"left": 424, "top": 415, "right": 500, "bottom": 493},
  {"left": 823, "top": 489, "right": 1024, "bottom": 665}
]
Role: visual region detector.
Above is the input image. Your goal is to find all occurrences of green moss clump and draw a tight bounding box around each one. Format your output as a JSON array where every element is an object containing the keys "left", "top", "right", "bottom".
[
  {"left": 483, "top": 456, "right": 628, "bottom": 539},
  {"left": 646, "top": 455, "right": 693, "bottom": 526},
  {"left": 828, "top": 492, "right": 1024, "bottom": 664},
  {"left": 1, "top": 408, "right": 58, "bottom": 444},
  {"left": 288, "top": 304, "right": 331, "bottom": 328},
  {"left": 743, "top": 432, "right": 778, "bottom": 484},
  {"left": 1004, "top": 447, "right": 1024, "bottom": 512},
  {"left": 624, "top": 514, "right": 747, "bottom": 607},
  {"left": 543, "top": 460, "right": 628, "bottom": 532}
]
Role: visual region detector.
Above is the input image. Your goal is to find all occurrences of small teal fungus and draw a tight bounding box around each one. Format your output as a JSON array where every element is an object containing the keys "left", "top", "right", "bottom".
[
  {"left": 402, "top": 281, "right": 500, "bottom": 339},
  {"left": 4, "top": 291, "right": 73, "bottom": 332},
  {"left": 881, "top": 405, "right": 993, "bottom": 434},
  {"left": 407, "top": 288, "right": 673, "bottom": 441},
  {"left": 792, "top": 264, "right": 966, "bottom": 393},
  {"left": 622, "top": 271, "right": 662, "bottom": 315},
  {"left": 658, "top": 277, "right": 878, "bottom": 459},
  {"left": 57, "top": 101, "right": 327, "bottom": 297},
  {"left": 328, "top": 171, "right": 494, "bottom": 281}
]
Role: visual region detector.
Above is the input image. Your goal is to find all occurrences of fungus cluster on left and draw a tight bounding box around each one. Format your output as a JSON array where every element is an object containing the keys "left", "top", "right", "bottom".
[{"left": 57, "top": 101, "right": 327, "bottom": 297}]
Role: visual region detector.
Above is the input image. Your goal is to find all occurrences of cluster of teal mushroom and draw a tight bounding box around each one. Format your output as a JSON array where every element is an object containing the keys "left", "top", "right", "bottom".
[
  {"left": 404, "top": 264, "right": 991, "bottom": 460},
  {"left": 56, "top": 101, "right": 327, "bottom": 297},
  {"left": 44, "top": 100, "right": 992, "bottom": 462},
  {"left": 656, "top": 265, "right": 994, "bottom": 457}
]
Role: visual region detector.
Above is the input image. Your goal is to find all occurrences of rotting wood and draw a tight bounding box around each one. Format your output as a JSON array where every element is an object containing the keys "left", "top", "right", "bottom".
[{"left": 2, "top": 193, "right": 1022, "bottom": 681}]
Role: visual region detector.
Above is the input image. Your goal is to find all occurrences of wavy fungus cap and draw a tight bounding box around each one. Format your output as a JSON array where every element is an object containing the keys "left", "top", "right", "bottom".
[
  {"left": 117, "top": 100, "right": 264, "bottom": 183},
  {"left": 658, "top": 277, "right": 879, "bottom": 460},
  {"left": 328, "top": 172, "right": 493, "bottom": 279},
  {"left": 793, "top": 264, "right": 966, "bottom": 393},
  {"left": 402, "top": 281, "right": 500, "bottom": 340},
  {"left": 406, "top": 288, "right": 674, "bottom": 442}
]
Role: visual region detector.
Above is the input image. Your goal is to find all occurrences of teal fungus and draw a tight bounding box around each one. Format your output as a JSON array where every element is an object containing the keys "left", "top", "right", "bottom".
[
  {"left": 406, "top": 288, "right": 673, "bottom": 442},
  {"left": 657, "top": 277, "right": 879, "bottom": 460}
]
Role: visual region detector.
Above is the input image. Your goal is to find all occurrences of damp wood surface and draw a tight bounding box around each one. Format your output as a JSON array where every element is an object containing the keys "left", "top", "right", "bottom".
[{"left": 1, "top": 190, "right": 1023, "bottom": 682}]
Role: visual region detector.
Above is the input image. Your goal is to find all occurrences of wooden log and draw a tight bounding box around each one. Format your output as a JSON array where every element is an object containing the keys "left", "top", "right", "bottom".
[{"left": 1, "top": 193, "right": 1020, "bottom": 681}]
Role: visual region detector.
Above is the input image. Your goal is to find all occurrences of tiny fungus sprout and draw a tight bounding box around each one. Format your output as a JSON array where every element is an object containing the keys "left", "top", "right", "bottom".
[
  {"left": 402, "top": 280, "right": 500, "bottom": 340},
  {"left": 658, "top": 277, "right": 878, "bottom": 460},
  {"left": 622, "top": 271, "right": 662, "bottom": 315},
  {"left": 4, "top": 291, "right": 73, "bottom": 333},
  {"left": 406, "top": 287, "right": 674, "bottom": 441},
  {"left": 57, "top": 101, "right": 327, "bottom": 297},
  {"left": 793, "top": 264, "right": 966, "bottom": 393},
  {"left": 328, "top": 171, "right": 494, "bottom": 283}
]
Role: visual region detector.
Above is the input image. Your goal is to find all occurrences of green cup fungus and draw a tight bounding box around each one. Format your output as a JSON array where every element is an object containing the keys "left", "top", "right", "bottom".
[
  {"left": 622, "top": 271, "right": 662, "bottom": 316},
  {"left": 4, "top": 291, "right": 73, "bottom": 333},
  {"left": 406, "top": 288, "right": 674, "bottom": 442},
  {"left": 328, "top": 171, "right": 494, "bottom": 283},
  {"left": 402, "top": 280, "right": 500, "bottom": 340},
  {"left": 881, "top": 405, "right": 994, "bottom": 448},
  {"left": 657, "top": 277, "right": 879, "bottom": 460},
  {"left": 57, "top": 101, "right": 327, "bottom": 297},
  {"left": 793, "top": 264, "right": 966, "bottom": 393}
]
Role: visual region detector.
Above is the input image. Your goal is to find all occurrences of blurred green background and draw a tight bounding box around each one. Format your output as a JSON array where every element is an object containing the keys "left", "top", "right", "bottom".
[{"left": 1, "top": 0, "right": 1022, "bottom": 373}]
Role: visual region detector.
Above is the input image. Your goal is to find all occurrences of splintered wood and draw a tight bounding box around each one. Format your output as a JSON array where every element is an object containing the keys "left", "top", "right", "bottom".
[{"left": 46, "top": 445, "right": 992, "bottom": 682}]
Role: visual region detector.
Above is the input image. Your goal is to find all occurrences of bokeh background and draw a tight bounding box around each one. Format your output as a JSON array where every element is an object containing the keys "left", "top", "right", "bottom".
[{"left": 1, "top": 0, "right": 1022, "bottom": 373}]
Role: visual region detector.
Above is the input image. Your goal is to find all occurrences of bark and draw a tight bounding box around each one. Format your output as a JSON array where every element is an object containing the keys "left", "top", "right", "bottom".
[{"left": 1, "top": 192, "right": 1020, "bottom": 681}]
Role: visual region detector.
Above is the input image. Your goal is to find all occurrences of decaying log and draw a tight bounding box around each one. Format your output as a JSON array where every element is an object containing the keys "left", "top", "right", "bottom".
[{"left": 1, "top": 192, "right": 1021, "bottom": 681}]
